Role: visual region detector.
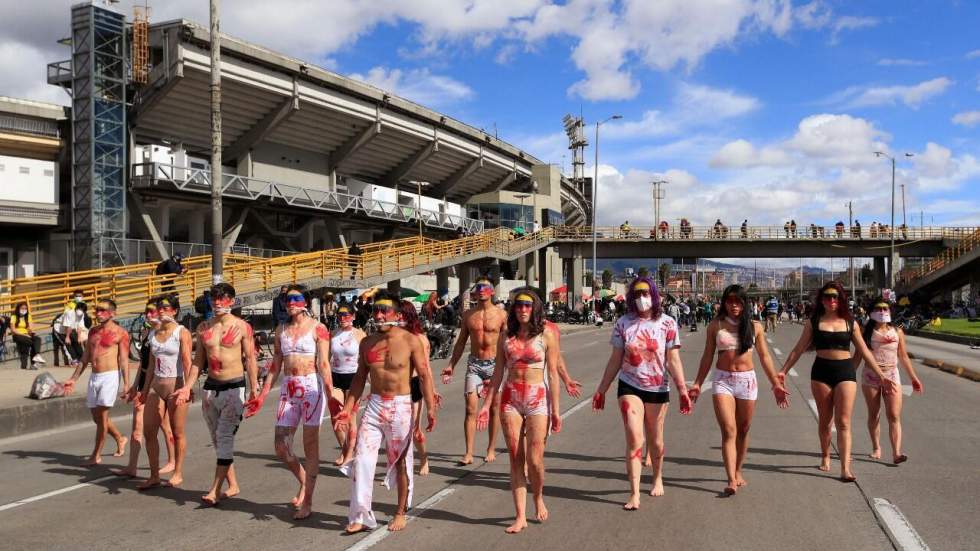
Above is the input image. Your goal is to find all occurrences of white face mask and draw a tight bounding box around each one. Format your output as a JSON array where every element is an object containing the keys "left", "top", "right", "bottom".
[
  {"left": 75, "top": 309, "right": 84, "bottom": 317},
  {"left": 870, "top": 311, "right": 891, "bottom": 323},
  {"left": 635, "top": 296, "right": 653, "bottom": 312},
  {"left": 160, "top": 314, "right": 176, "bottom": 324},
  {"left": 19, "top": 309, "right": 28, "bottom": 315}
]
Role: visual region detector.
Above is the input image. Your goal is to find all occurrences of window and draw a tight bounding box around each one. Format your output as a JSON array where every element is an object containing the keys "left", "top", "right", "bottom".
[{"left": 19, "top": 166, "right": 30, "bottom": 175}]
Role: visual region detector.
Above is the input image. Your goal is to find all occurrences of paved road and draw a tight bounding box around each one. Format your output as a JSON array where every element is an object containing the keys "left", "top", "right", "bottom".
[{"left": 0, "top": 322, "right": 975, "bottom": 550}]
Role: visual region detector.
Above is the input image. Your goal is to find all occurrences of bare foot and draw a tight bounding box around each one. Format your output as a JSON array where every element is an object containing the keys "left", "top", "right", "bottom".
[
  {"left": 485, "top": 450, "right": 496, "bottom": 463},
  {"left": 334, "top": 455, "right": 346, "bottom": 466},
  {"left": 201, "top": 492, "right": 219, "bottom": 506},
  {"left": 893, "top": 454, "right": 908, "bottom": 465},
  {"left": 290, "top": 485, "right": 306, "bottom": 509},
  {"left": 418, "top": 459, "right": 430, "bottom": 476},
  {"left": 735, "top": 473, "right": 747, "bottom": 487},
  {"left": 220, "top": 485, "right": 240, "bottom": 500},
  {"left": 644, "top": 453, "right": 653, "bottom": 467},
  {"left": 649, "top": 477, "right": 665, "bottom": 497},
  {"left": 869, "top": 448, "right": 882, "bottom": 460},
  {"left": 623, "top": 494, "right": 641, "bottom": 511},
  {"left": 165, "top": 475, "right": 183, "bottom": 488},
  {"left": 113, "top": 437, "right": 128, "bottom": 457},
  {"left": 457, "top": 455, "right": 473, "bottom": 466},
  {"left": 137, "top": 478, "right": 163, "bottom": 491},
  {"left": 346, "top": 523, "right": 368, "bottom": 534},
  {"left": 388, "top": 513, "right": 408, "bottom": 531},
  {"left": 723, "top": 484, "right": 737, "bottom": 496},
  {"left": 159, "top": 462, "right": 175, "bottom": 474},
  {"left": 81, "top": 456, "right": 101, "bottom": 466},
  {"left": 818, "top": 457, "right": 831, "bottom": 472},
  {"left": 505, "top": 518, "right": 528, "bottom": 534},
  {"left": 534, "top": 497, "right": 549, "bottom": 522},
  {"left": 840, "top": 469, "right": 857, "bottom": 483},
  {"left": 112, "top": 467, "right": 138, "bottom": 477},
  {"left": 294, "top": 504, "right": 312, "bottom": 520}
]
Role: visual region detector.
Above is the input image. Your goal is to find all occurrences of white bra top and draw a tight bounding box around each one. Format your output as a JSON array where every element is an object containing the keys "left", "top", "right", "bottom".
[
  {"left": 280, "top": 325, "right": 317, "bottom": 357},
  {"left": 149, "top": 325, "right": 184, "bottom": 379},
  {"left": 330, "top": 329, "right": 360, "bottom": 374}
]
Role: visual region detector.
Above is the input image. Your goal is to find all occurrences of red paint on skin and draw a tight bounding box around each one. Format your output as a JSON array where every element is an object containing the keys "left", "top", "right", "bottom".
[
  {"left": 220, "top": 325, "right": 240, "bottom": 347},
  {"left": 620, "top": 400, "right": 631, "bottom": 417},
  {"left": 630, "top": 448, "right": 643, "bottom": 460},
  {"left": 201, "top": 327, "right": 214, "bottom": 343},
  {"left": 366, "top": 345, "right": 387, "bottom": 365},
  {"left": 315, "top": 325, "right": 330, "bottom": 341},
  {"left": 246, "top": 324, "right": 254, "bottom": 338},
  {"left": 208, "top": 356, "right": 222, "bottom": 373}
]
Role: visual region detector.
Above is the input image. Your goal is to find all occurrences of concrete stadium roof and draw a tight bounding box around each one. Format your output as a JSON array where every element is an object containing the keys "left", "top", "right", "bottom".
[{"left": 131, "top": 19, "right": 556, "bottom": 207}]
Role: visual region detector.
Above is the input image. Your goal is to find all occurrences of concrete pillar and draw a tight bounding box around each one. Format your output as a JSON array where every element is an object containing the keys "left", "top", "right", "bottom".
[
  {"left": 524, "top": 251, "right": 536, "bottom": 287},
  {"left": 324, "top": 217, "right": 347, "bottom": 249},
  {"left": 457, "top": 263, "right": 472, "bottom": 312},
  {"left": 436, "top": 267, "right": 450, "bottom": 297},
  {"left": 889, "top": 249, "right": 901, "bottom": 289},
  {"left": 538, "top": 248, "right": 549, "bottom": 296},
  {"left": 873, "top": 257, "right": 886, "bottom": 289},
  {"left": 300, "top": 221, "right": 316, "bottom": 251},
  {"left": 387, "top": 279, "right": 401, "bottom": 295},
  {"left": 568, "top": 250, "right": 584, "bottom": 308},
  {"left": 154, "top": 203, "right": 171, "bottom": 242},
  {"left": 188, "top": 210, "right": 205, "bottom": 243}
]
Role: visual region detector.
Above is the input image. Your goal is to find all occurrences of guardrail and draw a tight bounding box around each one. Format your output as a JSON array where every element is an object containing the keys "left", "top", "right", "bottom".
[
  {"left": 898, "top": 228, "right": 980, "bottom": 288},
  {"left": 551, "top": 225, "right": 977, "bottom": 241},
  {"left": 131, "top": 162, "right": 484, "bottom": 234},
  {"left": 0, "top": 228, "right": 553, "bottom": 326}
]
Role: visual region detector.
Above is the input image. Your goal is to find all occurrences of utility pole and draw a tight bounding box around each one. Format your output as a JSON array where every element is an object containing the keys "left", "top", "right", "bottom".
[
  {"left": 651, "top": 179, "right": 667, "bottom": 236},
  {"left": 901, "top": 183, "right": 907, "bottom": 228},
  {"left": 209, "top": 0, "right": 223, "bottom": 284},
  {"left": 847, "top": 201, "right": 854, "bottom": 298}
]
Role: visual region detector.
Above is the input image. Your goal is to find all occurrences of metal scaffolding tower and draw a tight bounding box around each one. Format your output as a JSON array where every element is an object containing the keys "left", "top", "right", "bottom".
[{"left": 70, "top": 2, "right": 128, "bottom": 268}]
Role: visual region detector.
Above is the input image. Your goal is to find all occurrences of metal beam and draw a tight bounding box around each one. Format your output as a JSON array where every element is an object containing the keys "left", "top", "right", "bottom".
[
  {"left": 434, "top": 151, "right": 483, "bottom": 197},
  {"left": 224, "top": 88, "right": 299, "bottom": 161},
  {"left": 128, "top": 191, "right": 169, "bottom": 261},
  {"left": 381, "top": 140, "right": 438, "bottom": 187},
  {"left": 329, "top": 116, "right": 381, "bottom": 170}
]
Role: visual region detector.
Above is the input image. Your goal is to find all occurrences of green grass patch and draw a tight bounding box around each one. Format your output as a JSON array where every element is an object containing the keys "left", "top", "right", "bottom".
[{"left": 919, "top": 318, "right": 980, "bottom": 338}]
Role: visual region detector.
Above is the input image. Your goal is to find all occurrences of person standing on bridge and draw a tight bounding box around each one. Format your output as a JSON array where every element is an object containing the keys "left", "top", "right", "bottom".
[
  {"left": 442, "top": 278, "right": 506, "bottom": 465},
  {"left": 476, "top": 288, "right": 561, "bottom": 533},
  {"left": 859, "top": 298, "right": 923, "bottom": 465},
  {"left": 689, "top": 285, "right": 790, "bottom": 495},
  {"left": 187, "top": 283, "right": 260, "bottom": 506},
  {"left": 591, "top": 277, "right": 693, "bottom": 510},
  {"left": 63, "top": 299, "right": 130, "bottom": 466},
  {"left": 334, "top": 291, "right": 437, "bottom": 534},
  {"left": 779, "top": 282, "right": 897, "bottom": 482}
]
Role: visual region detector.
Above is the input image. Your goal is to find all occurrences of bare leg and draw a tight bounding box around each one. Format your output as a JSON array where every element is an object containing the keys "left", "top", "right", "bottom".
[
  {"left": 222, "top": 464, "right": 240, "bottom": 498},
  {"left": 83, "top": 407, "right": 109, "bottom": 465},
  {"left": 295, "top": 424, "right": 320, "bottom": 520},
  {"left": 486, "top": 393, "right": 500, "bottom": 463},
  {"left": 733, "top": 398, "right": 755, "bottom": 488},
  {"left": 115, "top": 403, "right": 144, "bottom": 477},
  {"left": 883, "top": 386, "right": 905, "bottom": 463},
  {"left": 106, "top": 415, "right": 126, "bottom": 457},
  {"left": 202, "top": 464, "right": 230, "bottom": 505},
  {"left": 712, "top": 394, "right": 738, "bottom": 495},
  {"left": 644, "top": 403, "right": 668, "bottom": 497},
  {"left": 160, "top": 407, "right": 176, "bottom": 473},
  {"left": 501, "top": 413, "right": 528, "bottom": 533},
  {"left": 862, "top": 384, "right": 883, "bottom": 459},
  {"left": 274, "top": 426, "right": 306, "bottom": 508},
  {"left": 811, "top": 381, "right": 835, "bottom": 471},
  {"left": 525, "top": 415, "right": 549, "bottom": 522},
  {"left": 620, "top": 396, "right": 645, "bottom": 509},
  {"left": 388, "top": 454, "right": 410, "bottom": 531},
  {"left": 136, "top": 395, "right": 164, "bottom": 489},
  {"left": 331, "top": 388, "right": 350, "bottom": 465},
  {"left": 833, "top": 382, "right": 858, "bottom": 481},
  {"left": 412, "top": 402, "right": 429, "bottom": 476},
  {"left": 461, "top": 392, "right": 478, "bottom": 465},
  {"left": 166, "top": 396, "right": 189, "bottom": 487}
]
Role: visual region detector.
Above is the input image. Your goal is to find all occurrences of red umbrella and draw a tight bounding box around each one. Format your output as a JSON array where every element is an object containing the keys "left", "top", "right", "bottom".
[{"left": 550, "top": 285, "right": 567, "bottom": 295}]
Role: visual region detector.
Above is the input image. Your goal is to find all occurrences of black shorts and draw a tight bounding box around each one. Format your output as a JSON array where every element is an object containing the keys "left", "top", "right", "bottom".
[
  {"left": 410, "top": 376, "right": 422, "bottom": 403},
  {"left": 617, "top": 379, "right": 669, "bottom": 404},
  {"left": 811, "top": 357, "right": 856, "bottom": 389},
  {"left": 332, "top": 372, "right": 355, "bottom": 392}
]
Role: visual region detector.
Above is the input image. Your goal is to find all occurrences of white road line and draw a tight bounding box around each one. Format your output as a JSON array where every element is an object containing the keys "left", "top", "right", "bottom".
[
  {"left": 772, "top": 347, "right": 783, "bottom": 356},
  {"left": 873, "top": 498, "right": 930, "bottom": 551},
  {"left": 0, "top": 475, "right": 115, "bottom": 513},
  {"left": 807, "top": 398, "right": 835, "bottom": 433},
  {"left": 789, "top": 368, "right": 799, "bottom": 377},
  {"left": 766, "top": 337, "right": 773, "bottom": 344},
  {"left": 902, "top": 385, "right": 913, "bottom": 396},
  {"left": 346, "top": 487, "right": 457, "bottom": 551},
  {"left": 560, "top": 397, "right": 591, "bottom": 420}
]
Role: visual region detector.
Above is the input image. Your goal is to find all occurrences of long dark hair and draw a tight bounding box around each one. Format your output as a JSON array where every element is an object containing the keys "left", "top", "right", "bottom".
[
  {"left": 862, "top": 296, "right": 894, "bottom": 347},
  {"left": 507, "top": 287, "right": 545, "bottom": 338},
  {"left": 811, "top": 281, "right": 852, "bottom": 325},
  {"left": 718, "top": 285, "right": 754, "bottom": 355},
  {"left": 399, "top": 300, "right": 424, "bottom": 335},
  {"left": 12, "top": 301, "right": 29, "bottom": 325},
  {"left": 625, "top": 276, "right": 662, "bottom": 318}
]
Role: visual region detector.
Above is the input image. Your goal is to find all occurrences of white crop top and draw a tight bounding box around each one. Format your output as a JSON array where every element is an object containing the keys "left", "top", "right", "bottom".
[
  {"left": 149, "top": 325, "right": 184, "bottom": 379},
  {"left": 330, "top": 329, "right": 360, "bottom": 374},
  {"left": 280, "top": 325, "right": 317, "bottom": 357}
]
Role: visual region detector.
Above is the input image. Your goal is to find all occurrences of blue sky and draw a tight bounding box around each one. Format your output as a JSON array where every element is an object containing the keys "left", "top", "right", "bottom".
[{"left": 4, "top": 1, "right": 978, "bottom": 266}]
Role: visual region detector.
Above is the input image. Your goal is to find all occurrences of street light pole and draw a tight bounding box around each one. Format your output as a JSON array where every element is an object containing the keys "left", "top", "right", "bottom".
[
  {"left": 592, "top": 114, "right": 622, "bottom": 313},
  {"left": 874, "top": 151, "right": 914, "bottom": 289},
  {"left": 651, "top": 179, "right": 667, "bottom": 237},
  {"left": 847, "top": 201, "right": 854, "bottom": 298},
  {"left": 209, "top": 0, "right": 223, "bottom": 284}
]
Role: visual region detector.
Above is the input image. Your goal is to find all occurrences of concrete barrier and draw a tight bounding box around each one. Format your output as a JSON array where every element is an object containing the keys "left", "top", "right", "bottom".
[{"left": 0, "top": 396, "right": 128, "bottom": 441}]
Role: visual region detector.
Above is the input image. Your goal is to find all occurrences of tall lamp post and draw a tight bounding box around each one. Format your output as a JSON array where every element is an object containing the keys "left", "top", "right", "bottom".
[
  {"left": 873, "top": 151, "right": 914, "bottom": 288},
  {"left": 592, "top": 114, "right": 622, "bottom": 312},
  {"left": 651, "top": 179, "right": 667, "bottom": 238},
  {"left": 209, "top": 0, "right": 223, "bottom": 284}
]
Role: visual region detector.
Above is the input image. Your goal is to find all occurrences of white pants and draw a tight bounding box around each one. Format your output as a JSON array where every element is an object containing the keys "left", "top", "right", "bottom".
[
  {"left": 341, "top": 394, "right": 414, "bottom": 528},
  {"left": 86, "top": 371, "right": 119, "bottom": 408}
]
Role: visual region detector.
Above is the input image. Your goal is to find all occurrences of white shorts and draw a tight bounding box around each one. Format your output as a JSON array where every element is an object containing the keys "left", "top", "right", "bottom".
[
  {"left": 87, "top": 371, "right": 120, "bottom": 408},
  {"left": 711, "top": 370, "right": 758, "bottom": 401},
  {"left": 276, "top": 373, "right": 325, "bottom": 427}
]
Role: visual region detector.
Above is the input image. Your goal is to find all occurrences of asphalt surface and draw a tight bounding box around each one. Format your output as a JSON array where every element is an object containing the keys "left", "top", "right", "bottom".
[{"left": 0, "top": 321, "right": 976, "bottom": 551}]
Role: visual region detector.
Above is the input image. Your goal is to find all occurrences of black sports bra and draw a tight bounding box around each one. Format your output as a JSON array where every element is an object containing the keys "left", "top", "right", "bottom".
[{"left": 811, "top": 318, "right": 852, "bottom": 351}]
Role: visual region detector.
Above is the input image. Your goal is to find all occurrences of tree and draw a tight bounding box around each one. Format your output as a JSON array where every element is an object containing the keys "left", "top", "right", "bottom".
[
  {"left": 637, "top": 266, "right": 650, "bottom": 279},
  {"left": 601, "top": 269, "right": 613, "bottom": 289},
  {"left": 658, "top": 263, "right": 671, "bottom": 286}
]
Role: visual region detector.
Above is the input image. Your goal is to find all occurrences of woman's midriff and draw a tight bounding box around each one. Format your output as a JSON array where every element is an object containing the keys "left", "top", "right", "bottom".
[
  {"left": 507, "top": 367, "right": 545, "bottom": 385},
  {"left": 283, "top": 355, "right": 316, "bottom": 377},
  {"left": 715, "top": 350, "right": 755, "bottom": 373},
  {"left": 815, "top": 350, "right": 851, "bottom": 360}
]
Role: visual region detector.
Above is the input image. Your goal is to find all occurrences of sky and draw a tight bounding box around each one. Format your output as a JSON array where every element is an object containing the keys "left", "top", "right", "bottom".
[{"left": 1, "top": 0, "right": 978, "bottom": 268}]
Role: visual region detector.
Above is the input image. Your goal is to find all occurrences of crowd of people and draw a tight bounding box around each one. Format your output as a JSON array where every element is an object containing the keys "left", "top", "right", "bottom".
[{"left": 18, "top": 272, "right": 929, "bottom": 536}]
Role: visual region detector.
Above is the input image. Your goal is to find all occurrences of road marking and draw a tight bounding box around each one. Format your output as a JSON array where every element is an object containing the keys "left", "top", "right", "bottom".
[
  {"left": 807, "top": 398, "right": 835, "bottom": 433},
  {"left": 561, "top": 397, "right": 591, "bottom": 420},
  {"left": 766, "top": 337, "right": 773, "bottom": 344},
  {"left": 772, "top": 347, "right": 783, "bottom": 356},
  {"left": 346, "top": 487, "right": 457, "bottom": 551},
  {"left": 873, "top": 498, "right": 930, "bottom": 551},
  {"left": 902, "top": 385, "right": 913, "bottom": 396},
  {"left": 0, "top": 475, "right": 115, "bottom": 513},
  {"left": 789, "top": 368, "right": 799, "bottom": 377}
]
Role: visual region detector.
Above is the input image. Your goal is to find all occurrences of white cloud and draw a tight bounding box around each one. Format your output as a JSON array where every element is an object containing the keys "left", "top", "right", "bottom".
[
  {"left": 605, "top": 83, "right": 760, "bottom": 139},
  {"left": 912, "top": 142, "right": 980, "bottom": 192},
  {"left": 966, "top": 49, "right": 980, "bottom": 59},
  {"left": 0, "top": 41, "right": 71, "bottom": 105},
  {"left": 877, "top": 58, "right": 927, "bottom": 67},
  {"left": 347, "top": 67, "right": 474, "bottom": 108},
  {"left": 832, "top": 15, "right": 879, "bottom": 34},
  {"left": 827, "top": 77, "right": 954, "bottom": 109},
  {"left": 952, "top": 111, "right": 980, "bottom": 127}
]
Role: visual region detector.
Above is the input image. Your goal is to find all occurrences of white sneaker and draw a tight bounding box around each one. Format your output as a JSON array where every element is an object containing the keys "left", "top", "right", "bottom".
[{"left": 33, "top": 354, "right": 47, "bottom": 364}]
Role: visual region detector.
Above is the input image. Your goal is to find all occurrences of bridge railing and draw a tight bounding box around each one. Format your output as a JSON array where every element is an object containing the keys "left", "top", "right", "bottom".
[
  {"left": 551, "top": 225, "right": 977, "bottom": 241},
  {"left": 898, "top": 227, "right": 980, "bottom": 288}
]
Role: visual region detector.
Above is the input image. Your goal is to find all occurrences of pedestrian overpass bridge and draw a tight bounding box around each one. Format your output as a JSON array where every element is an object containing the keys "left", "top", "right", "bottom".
[{"left": 2, "top": 225, "right": 974, "bottom": 322}]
